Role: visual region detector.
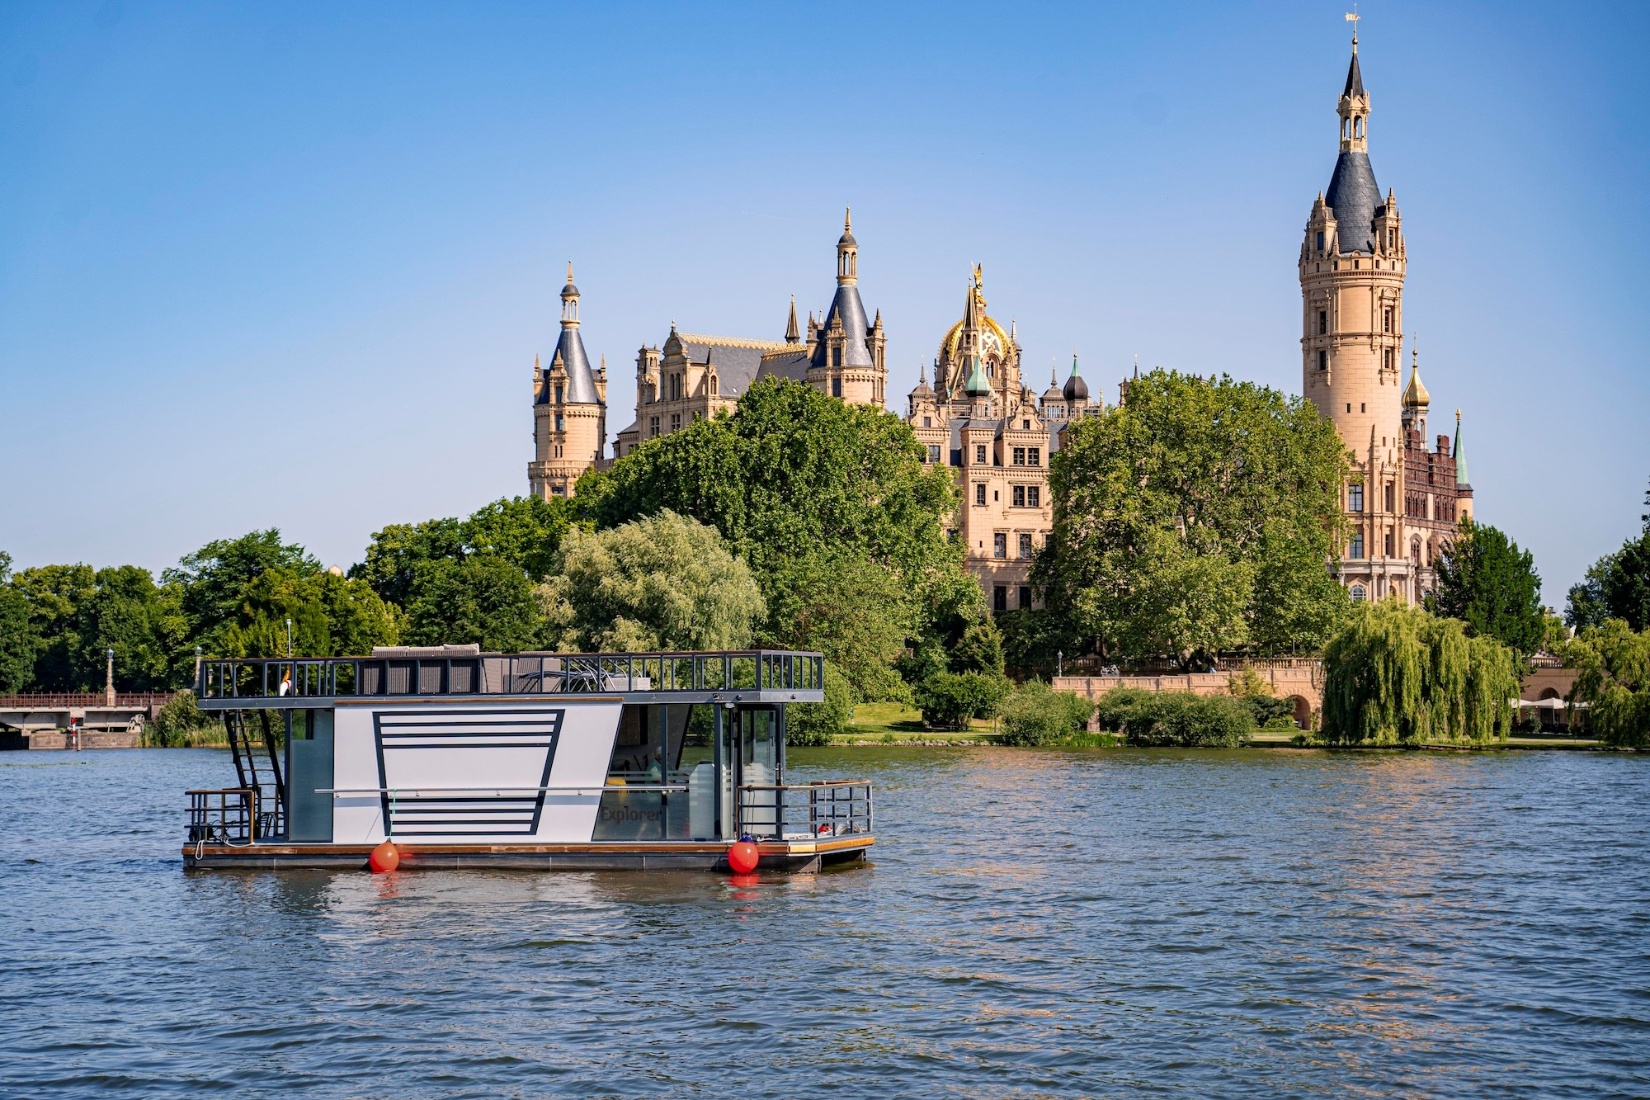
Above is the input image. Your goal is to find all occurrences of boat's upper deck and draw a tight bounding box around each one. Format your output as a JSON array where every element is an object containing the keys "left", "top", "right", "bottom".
[{"left": 196, "top": 647, "right": 826, "bottom": 710}]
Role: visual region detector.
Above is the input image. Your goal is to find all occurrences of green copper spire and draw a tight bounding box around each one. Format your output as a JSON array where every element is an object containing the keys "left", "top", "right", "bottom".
[
  {"left": 963, "top": 352, "right": 991, "bottom": 398},
  {"left": 1454, "top": 408, "right": 1470, "bottom": 486}
]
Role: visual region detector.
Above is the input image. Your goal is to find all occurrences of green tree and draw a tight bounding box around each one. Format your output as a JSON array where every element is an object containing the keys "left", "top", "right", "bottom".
[
  {"left": 1427, "top": 519, "right": 1545, "bottom": 657},
  {"left": 1566, "top": 554, "right": 1617, "bottom": 632},
  {"left": 914, "top": 671, "right": 1006, "bottom": 730},
  {"left": 351, "top": 518, "right": 466, "bottom": 608},
  {"left": 1567, "top": 619, "right": 1650, "bottom": 747},
  {"left": 1039, "top": 369, "right": 1349, "bottom": 665},
  {"left": 538, "top": 510, "right": 765, "bottom": 652},
  {"left": 1602, "top": 531, "right": 1650, "bottom": 632},
  {"left": 1321, "top": 600, "right": 1517, "bottom": 746},
  {"left": 223, "top": 569, "right": 401, "bottom": 658},
  {"left": 165, "top": 531, "right": 318, "bottom": 654},
  {"left": 10, "top": 563, "right": 95, "bottom": 689},
  {"left": 759, "top": 550, "right": 913, "bottom": 703},
  {"left": 579, "top": 378, "right": 963, "bottom": 685},
  {"left": 461, "top": 495, "right": 576, "bottom": 583},
  {"left": 403, "top": 554, "right": 541, "bottom": 651},
  {"left": 786, "top": 662, "right": 853, "bottom": 747},
  {"left": 0, "top": 553, "right": 38, "bottom": 693},
  {"left": 71, "top": 565, "right": 187, "bottom": 690}
]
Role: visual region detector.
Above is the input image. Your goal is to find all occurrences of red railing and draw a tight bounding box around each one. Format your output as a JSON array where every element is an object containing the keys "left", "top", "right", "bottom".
[{"left": 0, "top": 692, "right": 175, "bottom": 709}]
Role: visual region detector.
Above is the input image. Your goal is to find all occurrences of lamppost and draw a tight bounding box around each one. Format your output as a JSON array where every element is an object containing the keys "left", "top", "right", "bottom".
[
  {"left": 285, "top": 618, "right": 293, "bottom": 658},
  {"left": 104, "top": 647, "right": 116, "bottom": 707},
  {"left": 1056, "top": 650, "right": 1063, "bottom": 678}
]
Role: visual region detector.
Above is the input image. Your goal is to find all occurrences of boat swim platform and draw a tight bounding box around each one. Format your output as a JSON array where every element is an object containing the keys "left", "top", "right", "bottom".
[{"left": 183, "top": 835, "right": 874, "bottom": 873}]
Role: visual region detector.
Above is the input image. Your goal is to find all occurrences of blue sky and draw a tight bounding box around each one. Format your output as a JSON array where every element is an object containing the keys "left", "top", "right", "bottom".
[{"left": 2, "top": 1, "right": 1645, "bottom": 603}]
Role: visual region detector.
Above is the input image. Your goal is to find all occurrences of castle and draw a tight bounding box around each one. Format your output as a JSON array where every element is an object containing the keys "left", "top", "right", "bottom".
[
  {"left": 530, "top": 26, "right": 1475, "bottom": 609},
  {"left": 1298, "top": 24, "right": 1473, "bottom": 604}
]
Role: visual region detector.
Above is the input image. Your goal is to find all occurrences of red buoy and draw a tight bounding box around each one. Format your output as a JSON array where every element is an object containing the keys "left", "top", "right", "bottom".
[
  {"left": 727, "top": 840, "right": 759, "bottom": 874},
  {"left": 369, "top": 840, "right": 400, "bottom": 873}
]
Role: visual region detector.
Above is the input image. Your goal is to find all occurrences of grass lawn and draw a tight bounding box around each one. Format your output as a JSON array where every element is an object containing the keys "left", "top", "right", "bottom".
[{"left": 838, "top": 701, "right": 995, "bottom": 744}]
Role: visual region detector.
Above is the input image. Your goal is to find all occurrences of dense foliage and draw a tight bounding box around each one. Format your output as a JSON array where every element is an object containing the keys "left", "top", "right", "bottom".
[
  {"left": 1038, "top": 369, "right": 1350, "bottom": 666},
  {"left": 914, "top": 671, "right": 1008, "bottom": 731},
  {"left": 1091, "top": 687, "right": 1253, "bottom": 747},
  {"left": 1428, "top": 519, "right": 1545, "bottom": 657},
  {"left": 537, "top": 510, "right": 765, "bottom": 652},
  {"left": 785, "top": 662, "right": 854, "bottom": 747},
  {"left": 995, "top": 680, "right": 1096, "bottom": 746},
  {"left": 0, "top": 553, "right": 35, "bottom": 693},
  {"left": 1321, "top": 601, "right": 1516, "bottom": 746},
  {"left": 577, "top": 379, "right": 975, "bottom": 701},
  {"left": 1566, "top": 620, "right": 1650, "bottom": 747}
]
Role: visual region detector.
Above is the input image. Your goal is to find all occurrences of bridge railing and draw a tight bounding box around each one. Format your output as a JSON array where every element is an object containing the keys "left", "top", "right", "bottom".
[{"left": 0, "top": 692, "right": 175, "bottom": 709}]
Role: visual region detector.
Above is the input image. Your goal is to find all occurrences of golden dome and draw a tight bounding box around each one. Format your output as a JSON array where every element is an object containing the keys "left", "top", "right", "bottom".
[
  {"left": 938, "top": 267, "right": 1013, "bottom": 365},
  {"left": 1402, "top": 362, "right": 1430, "bottom": 408}
]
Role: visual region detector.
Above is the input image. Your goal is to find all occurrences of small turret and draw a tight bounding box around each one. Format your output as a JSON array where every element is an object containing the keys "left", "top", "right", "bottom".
[
  {"left": 1062, "top": 353, "right": 1089, "bottom": 404},
  {"left": 1454, "top": 409, "right": 1470, "bottom": 487},
  {"left": 785, "top": 295, "right": 800, "bottom": 343}
]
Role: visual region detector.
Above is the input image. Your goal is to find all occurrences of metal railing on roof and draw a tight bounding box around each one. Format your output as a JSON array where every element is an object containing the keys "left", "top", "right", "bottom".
[{"left": 196, "top": 650, "right": 826, "bottom": 704}]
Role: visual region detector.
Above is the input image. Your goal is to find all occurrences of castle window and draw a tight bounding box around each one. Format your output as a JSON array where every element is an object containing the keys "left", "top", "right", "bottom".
[
  {"left": 1346, "top": 403, "right": 1352, "bottom": 413},
  {"left": 554, "top": 384, "right": 563, "bottom": 404},
  {"left": 993, "top": 534, "right": 1007, "bottom": 559},
  {"left": 1022, "top": 420, "right": 1030, "bottom": 430},
  {"left": 1385, "top": 483, "right": 1395, "bottom": 513},
  {"left": 994, "top": 585, "right": 1008, "bottom": 612},
  {"left": 1319, "top": 351, "right": 1328, "bottom": 371},
  {"left": 1012, "top": 485, "right": 1025, "bottom": 507},
  {"left": 1028, "top": 448, "right": 1040, "bottom": 467},
  {"left": 1349, "top": 533, "right": 1365, "bottom": 559},
  {"left": 832, "top": 378, "right": 842, "bottom": 398},
  {"left": 975, "top": 483, "right": 986, "bottom": 506},
  {"left": 555, "top": 414, "right": 564, "bottom": 431},
  {"left": 927, "top": 444, "right": 941, "bottom": 464},
  {"left": 1349, "top": 484, "right": 1364, "bottom": 512},
  {"left": 1028, "top": 486, "right": 1040, "bottom": 507},
  {"left": 1012, "top": 447, "right": 1026, "bottom": 466},
  {"left": 1019, "top": 533, "right": 1033, "bottom": 558},
  {"left": 1019, "top": 585, "right": 1032, "bottom": 610},
  {"left": 922, "top": 416, "right": 932, "bottom": 428},
  {"left": 670, "top": 413, "right": 681, "bottom": 432},
  {"left": 1411, "top": 537, "right": 1422, "bottom": 565},
  {"left": 710, "top": 376, "right": 718, "bottom": 395},
  {"left": 1350, "top": 583, "right": 1367, "bottom": 601},
  {"left": 975, "top": 444, "right": 986, "bottom": 464},
  {"left": 1385, "top": 531, "right": 1394, "bottom": 557},
  {"left": 669, "top": 374, "right": 680, "bottom": 401},
  {"left": 649, "top": 416, "right": 660, "bottom": 437},
  {"left": 1387, "top": 230, "right": 1395, "bottom": 250},
  {"left": 1361, "top": 403, "right": 1366, "bottom": 413},
  {"left": 1383, "top": 307, "right": 1393, "bottom": 334},
  {"left": 1318, "top": 310, "right": 1328, "bottom": 335},
  {"left": 552, "top": 484, "right": 566, "bottom": 497},
  {"left": 832, "top": 347, "right": 841, "bottom": 367},
  {"left": 1316, "top": 231, "right": 1325, "bottom": 251}
]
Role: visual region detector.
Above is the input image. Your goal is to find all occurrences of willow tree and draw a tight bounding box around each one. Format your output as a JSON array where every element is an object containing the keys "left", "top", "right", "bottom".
[
  {"left": 1567, "top": 619, "right": 1650, "bottom": 747},
  {"left": 1321, "top": 600, "right": 1516, "bottom": 746}
]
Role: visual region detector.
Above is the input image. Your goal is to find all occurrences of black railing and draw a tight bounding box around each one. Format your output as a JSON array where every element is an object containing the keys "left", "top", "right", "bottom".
[
  {"left": 738, "top": 781, "right": 873, "bottom": 842},
  {"left": 187, "top": 788, "right": 261, "bottom": 845},
  {"left": 197, "top": 651, "right": 826, "bottom": 703}
]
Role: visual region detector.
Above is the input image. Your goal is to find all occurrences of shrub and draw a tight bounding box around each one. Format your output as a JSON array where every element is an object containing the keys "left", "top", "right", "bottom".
[
  {"left": 997, "top": 680, "right": 1096, "bottom": 746},
  {"left": 148, "top": 691, "right": 221, "bottom": 747},
  {"left": 1094, "top": 687, "right": 1253, "bottom": 747},
  {"left": 915, "top": 671, "right": 1007, "bottom": 731},
  {"left": 787, "top": 662, "right": 853, "bottom": 747},
  {"left": 1246, "top": 695, "right": 1297, "bottom": 728}
]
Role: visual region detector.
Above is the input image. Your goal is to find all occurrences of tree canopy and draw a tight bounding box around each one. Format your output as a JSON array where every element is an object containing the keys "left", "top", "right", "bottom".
[
  {"left": 1567, "top": 619, "right": 1650, "bottom": 747},
  {"left": 577, "top": 379, "right": 970, "bottom": 697},
  {"left": 1567, "top": 477, "right": 1650, "bottom": 632},
  {"left": 0, "top": 553, "right": 36, "bottom": 693},
  {"left": 538, "top": 510, "right": 765, "bottom": 652},
  {"left": 1038, "top": 369, "right": 1350, "bottom": 664},
  {"left": 1427, "top": 519, "right": 1545, "bottom": 657}
]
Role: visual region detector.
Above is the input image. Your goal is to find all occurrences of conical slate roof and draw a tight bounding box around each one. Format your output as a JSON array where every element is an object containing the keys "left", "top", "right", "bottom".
[{"left": 1325, "top": 151, "right": 1381, "bottom": 254}]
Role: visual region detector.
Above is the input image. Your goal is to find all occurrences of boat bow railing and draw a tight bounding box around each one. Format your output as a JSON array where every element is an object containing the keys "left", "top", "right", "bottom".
[{"left": 738, "top": 780, "right": 873, "bottom": 842}]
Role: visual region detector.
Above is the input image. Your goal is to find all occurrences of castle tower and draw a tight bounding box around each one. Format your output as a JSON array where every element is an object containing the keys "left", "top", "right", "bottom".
[
  {"left": 530, "top": 263, "right": 608, "bottom": 499},
  {"left": 807, "top": 208, "right": 887, "bottom": 406},
  {"left": 1300, "top": 25, "right": 1413, "bottom": 602}
]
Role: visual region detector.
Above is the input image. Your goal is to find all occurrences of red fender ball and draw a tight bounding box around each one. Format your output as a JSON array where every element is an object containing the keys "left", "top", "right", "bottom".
[
  {"left": 727, "top": 840, "right": 759, "bottom": 875},
  {"left": 369, "top": 840, "right": 400, "bottom": 873}
]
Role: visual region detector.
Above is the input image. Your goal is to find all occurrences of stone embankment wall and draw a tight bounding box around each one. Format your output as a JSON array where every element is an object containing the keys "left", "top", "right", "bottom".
[{"left": 1054, "top": 662, "right": 1328, "bottom": 730}]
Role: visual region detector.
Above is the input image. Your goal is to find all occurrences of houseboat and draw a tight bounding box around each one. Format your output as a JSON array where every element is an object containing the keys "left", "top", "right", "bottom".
[{"left": 183, "top": 647, "right": 872, "bottom": 872}]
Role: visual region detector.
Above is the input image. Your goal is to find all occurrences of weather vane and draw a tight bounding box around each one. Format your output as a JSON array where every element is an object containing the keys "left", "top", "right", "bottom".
[{"left": 1346, "top": 7, "right": 1359, "bottom": 48}]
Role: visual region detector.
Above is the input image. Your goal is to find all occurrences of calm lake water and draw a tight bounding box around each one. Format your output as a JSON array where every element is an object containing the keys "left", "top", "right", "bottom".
[{"left": 1, "top": 746, "right": 1647, "bottom": 1097}]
